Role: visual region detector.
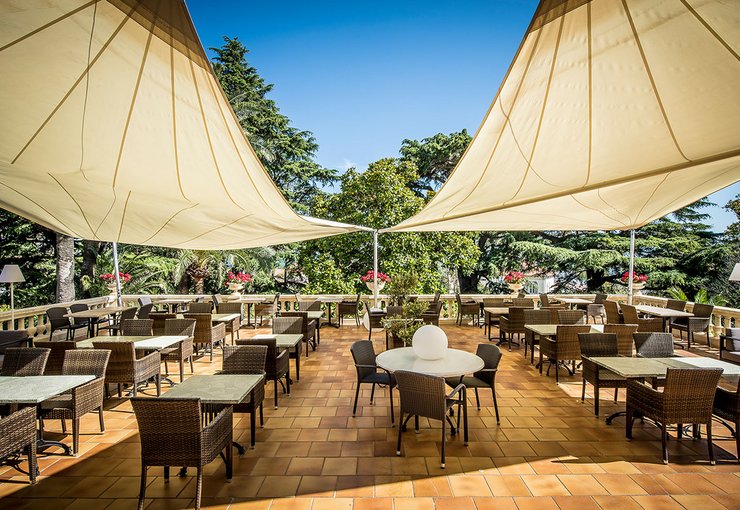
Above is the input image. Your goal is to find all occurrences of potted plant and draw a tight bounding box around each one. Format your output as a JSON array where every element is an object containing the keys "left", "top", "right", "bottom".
[
  {"left": 503, "top": 271, "right": 526, "bottom": 294},
  {"left": 360, "top": 270, "right": 391, "bottom": 293},
  {"left": 100, "top": 272, "right": 131, "bottom": 294},
  {"left": 384, "top": 272, "right": 419, "bottom": 305},
  {"left": 225, "top": 271, "right": 252, "bottom": 298},
  {"left": 621, "top": 271, "right": 648, "bottom": 292},
  {"left": 382, "top": 301, "right": 429, "bottom": 348}
]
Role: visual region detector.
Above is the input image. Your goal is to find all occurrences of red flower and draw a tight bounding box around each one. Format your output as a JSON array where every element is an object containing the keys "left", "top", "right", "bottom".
[
  {"left": 226, "top": 271, "right": 252, "bottom": 285},
  {"left": 503, "top": 271, "right": 525, "bottom": 284},
  {"left": 100, "top": 272, "right": 131, "bottom": 283},
  {"left": 620, "top": 272, "right": 647, "bottom": 284},
  {"left": 360, "top": 270, "right": 391, "bottom": 283}
]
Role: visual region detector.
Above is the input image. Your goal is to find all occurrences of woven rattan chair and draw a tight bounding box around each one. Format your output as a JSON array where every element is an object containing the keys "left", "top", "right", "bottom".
[
  {"left": 455, "top": 293, "right": 479, "bottom": 326},
  {"left": 422, "top": 300, "right": 443, "bottom": 326},
  {"left": 338, "top": 294, "right": 361, "bottom": 326},
  {"left": 666, "top": 299, "right": 687, "bottom": 311},
  {"left": 499, "top": 307, "right": 530, "bottom": 350},
  {"left": 587, "top": 293, "right": 608, "bottom": 323},
  {"left": 46, "top": 306, "right": 85, "bottom": 340},
  {"left": 539, "top": 325, "right": 590, "bottom": 383},
  {"left": 713, "top": 381, "right": 740, "bottom": 462},
  {"left": 245, "top": 338, "right": 290, "bottom": 409},
  {"left": 626, "top": 368, "right": 723, "bottom": 465},
  {"left": 137, "top": 303, "right": 154, "bottom": 319},
  {"left": 43, "top": 340, "right": 78, "bottom": 375},
  {"left": 557, "top": 309, "right": 586, "bottom": 325},
  {"left": 604, "top": 300, "right": 624, "bottom": 324},
  {"left": 131, "top": 397, "right": 233, "bottom": 510},
  {"left": 523, "top": 309, "right": 551, "bottom": 363},
  {"left": 120, "top": 319, "right": 154, "bottom": 336},
  {"left": 39, "top": 349, "right": 111, "bottom": 455},
  {"left": 184, "top": 313, "right": 226, "bottom": 362},
  {"left": 0, "top": 407, "right": 37, "bottom": 484},
  {"left": 92, "top": 341, "right": 161, "bottom": 397},
  {"left": 350, "top": 340, "right": 395, "bottom": 424},
  {"left": 634, "top": 332, "right": 675, "bottom": 358},
  {"left": 161, "top": 319, "right": 196, "bottom": 382},
  {"left": 255, "top": 293, "right": 280, "bottom": 326},
  {"left": 281, "top": 311, "right": 317, "bottom": 354},
  {"left": 138, "top": 296, "right": 152, "bottom": 307},
  {"left": 98, "top": 307, "right": 137, "bottom": 336},
  {"left": 719, "top": 327, "right": 740, "bottom": 364},
  {"left": 188, "top": 302, "right": 213, "bottom": 314},
  {"left": 221, "top": 344, "right": 267, "bottom": 448},
  {"left": 670, "top": 303, "right": 714, "bottom": 350},
  {"left": 1, "top": 347, "right": 50, "bottom": 376},
  {"left": 512, "top": 298, "right": 535, "bottom": 308},
  {"left": 604, "top": 323, "right": 639, "bottom": 357},
  {"left": 395, "top": 370, "right": 466, "bottom": 468},
  {"left": 578, "top": 333, "right": 625, "bottom": 416},
  {"left": 271, "top": 316, "right": 309, "bottom": 378},
  {"left": 150, "top": 312, "right": 177, "bottom": 336},
  {"left": 216, "top": 302, "right": 243, "bottom": 343},
  {"left": 539, "top": 294, "right": 551, "bottom": 307},
  {"left": 212, "top": 294, "right": 223, "bottom": 308},
  {"left": 0, "top": 330, "right": 31, "bottom": 367},
  {"left": 621, "top": 304, "right": 663, "bottom": 333},
  {"left": 69, "top": 303, "right": 105, "bottom": 337},
  {"left": 299, "top": 300, "right": 321, "bottom": 312},
  {"left": 445, "top": 344, "right": 501, "bottom": 423}
]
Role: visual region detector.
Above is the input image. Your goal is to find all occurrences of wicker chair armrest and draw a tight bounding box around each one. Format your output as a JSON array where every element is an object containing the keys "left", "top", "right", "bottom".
[
  {"left": 354, "top": 364, "right": 379, "bottom": 370},
  {"left": 446, "top": 383, "right": 466, "bottom": 400},
  {"left": 211, "top": 322, "right": 226, "bottom": 339},
  {"left": 71, "top": 377, "right": 106, "bottom": 413},
  {"left": 202, "top": 405, "right": 233, "bottom": 448},
  {"left": 135, "top": 351, "right": 161, "bottom": 373},
  {"left": 688, "top": 317, "right": 711, "bottom": 328},
  {"left": 627, "top": 379, "right": 662, "bottom": 403}
]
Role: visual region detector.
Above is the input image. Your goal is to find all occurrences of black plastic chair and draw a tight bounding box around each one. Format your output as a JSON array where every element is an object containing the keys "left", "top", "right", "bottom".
[{"left": 350, "top": 340, "right": 395, "bottom": 424}]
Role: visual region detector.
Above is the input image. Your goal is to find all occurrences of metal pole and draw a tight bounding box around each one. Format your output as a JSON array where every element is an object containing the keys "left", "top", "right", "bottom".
[
  {"left": 373, "top": 230, "right": 379, "bottom": 308},
  {"left": 112, "top": 242, "right": 122, "bottom": 307},
  {"left": 628, "top": 229, "right": 635, "bottom": 305}
]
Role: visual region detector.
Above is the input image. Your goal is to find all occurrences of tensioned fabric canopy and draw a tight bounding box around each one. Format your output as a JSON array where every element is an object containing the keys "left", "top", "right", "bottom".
[
  {"left": 387, "top": 0, "right": 740, "bottom": 233},
  {"left": 0, "top": 0, "right": 364, "bottom": 249}
]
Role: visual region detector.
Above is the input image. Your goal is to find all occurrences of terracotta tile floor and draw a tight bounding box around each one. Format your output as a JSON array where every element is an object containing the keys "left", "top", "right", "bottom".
[{"left": 2, "top": 323, "right": 739, "bottom": 509}]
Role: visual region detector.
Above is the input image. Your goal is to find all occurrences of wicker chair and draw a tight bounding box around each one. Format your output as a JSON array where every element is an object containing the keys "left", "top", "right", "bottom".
[
  {"left": 604, "top": 300, "right": 624, "bottom": 324},
  {"left": 299, "top": 300, "right": 321, "bottom": 312},
  {"left": 212, "top": 294, "right": 224, "bottom": 308},
  {"left": 604, "top": 323, "right": 639, "bottom": 357},
  {"left": 0, "top": 330, "right": 31, "bottom": 366},
  {"left": 120, "top": 319, "right": 154, "bottom": 336},
  {"left": 578, "top": 333, "right": 625, "bottom": 416},
  {"left": 46, "top": 306, "right": 85, "bottom": 340},
  {"left": 245, "top": 338, "right": 290, "bottom": 409},
  {"left": 150, "top": 312, "right": 176, "bottom": 336},
  {"left": 216, "top": 302, "right": 243, "bottom": 343},
  {"left": 666, "top": 299, "right": 687, "bottom": 311},
  {"left": 523, "top": 309, "right": 551, "bottom": 363},
  {"left": 255, "top": 293, "right": 280, "bottom": 326},
  {"left": 1, "top": 347, "right": 50, "bottom": 376},
  {"left": 221, "top": 345, "right": 267, "bottom": 448},
  {"left": 395, "top": 370, "right": 466, "bottom": 468},
  {"left": 512, "top": 298, "right": 535, "bottom": 308},
  {"left": 455, "top": 293, "right": 479, "bottom": 326},
  {"left": 281, "top": 311, "right": 318, "bottom": 353},
  {"left": 184, "top": 313, "right": 226, "bottom": 362},
  {"left": 271, "top": 316, "right": 309, "bottom": 378},
  {"left": 131, "top": 398, "right": 233, "bottom": 510},
  {"left": 69, "top": 303, "right": 105, "bottom": 337},
  {"left": 539, "top": 294, "right": 551, "bottom": 307},
  {"left": 98, "top": 307, "right": 137, "bottom": 336},
  {"left": 499, "top": 307, "right": 530, "bottom": 350},
  {"left": 137, "top": 303, "right": 154, "bottom": 319},
  {"left": 539, "top": 325, "right": 591, "bottom": 383},
  {"left": 445, "top": 344, "right": 501, "bottom": 423},
  {"left": 43, "top": 341, "right": 78, "bottom": 375},
  {"left": 39, "top": 349, "right": 111, "bottom": 455},
  {"left": 350, "top": 340, "right": 395, "bottom": 424},
  {"left": 161, "top": 319, "right": 196, "bottom": 382},
  {"left": 587, "top": 293, "right": 608, "bottom": 323},
  {"left": 557, "top": 309, "right": 586, "bottom": 325},
  {"left": 0, "top": 407, "right": 37, "bottom": 484},
  {"left": 338, "top": 294, "right": 361, "bottom": 326},
  {"left": 626, "top": 368, "right": 723, "bottom": 465},
  {"left": 621, "top": 304, "right": 663, "bottom": 333},
  {"left": 92, "top": 341, "right": 161, "bottom": 398},
  {"left": 188, "top": 302, "right": 213, "bottom": 314},
  {"left": 670, "top": 303, "right": 714, "bottom": 350},
  {"left": 138, "top": 296, "right": 152, "bottom": 307},
  {"left": 422, "top": 300, "right": 443, "bottom": 326},
  {"left": 713, "top": 380, "right": 740, "bottom": 462},
  {"left": 719, "top": 327, "right": 740, "bottom": 364},
  {"left": 634, "top": 332, "right": 675, "bottom": 358}
]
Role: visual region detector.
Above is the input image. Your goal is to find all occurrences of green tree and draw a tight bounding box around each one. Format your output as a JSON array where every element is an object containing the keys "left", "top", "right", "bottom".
[{"left": 400, "top": 130, "right": 472, "bottom": 195}]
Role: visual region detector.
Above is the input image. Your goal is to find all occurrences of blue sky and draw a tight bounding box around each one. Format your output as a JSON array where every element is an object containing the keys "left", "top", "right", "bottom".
[{"left": 187, "top": 0, "right": 738, "bottom": 232}]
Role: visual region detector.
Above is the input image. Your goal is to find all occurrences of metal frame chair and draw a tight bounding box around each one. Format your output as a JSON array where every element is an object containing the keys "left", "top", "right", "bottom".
[{"left": 350, "top": 340, "right": 395, "bottom": 424}]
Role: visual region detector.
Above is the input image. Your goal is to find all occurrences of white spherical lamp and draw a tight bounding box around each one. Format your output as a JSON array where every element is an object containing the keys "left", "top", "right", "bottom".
[{"left": 412, "top": 325, "right": 448, "bottom": 360}]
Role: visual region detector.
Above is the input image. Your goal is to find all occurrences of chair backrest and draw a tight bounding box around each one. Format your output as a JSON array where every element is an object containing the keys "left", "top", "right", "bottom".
[
  {"left": 195, "top": 296, "right": 205, "bottom": 303},
  {"left": 395, "top": 370, "right": 445, "bottom": 421},
  {"left": 433, "top": 291, "right": 441, "bottom": 303},
  {"left": 118, "top": 307, "right": 138, "bottom": 323},
  {"left": 121, "top": 319, "right": 154, "bottom": 336},
  {"left": 242, "top": 339, "right": 279, "bottom": 372},
  {"left": 539, "top": 294, "right": 550, "bottom": 307},
  {"left": 46, "top": 306, "right": 71, "bottom": 329},
  {"left": 91, "top": 341, "right": 137, "bottom": 379},
  {"left": 164, "top": 318, "right": 196, "bottom": 338},
  {"left": 217, "top": 302, "right": 243, "bottom": 317},
  {"left": 299, "top": 300, "right": 321, "bottom": 312},
  {"left": 555, "top": 325, "right": 591, "bottom": 358},
  {"left": 557, "top": 309, "right": 586, "bottom": 325},
  {"left": 43, "top": 340, "right": 78, "bottom": 375},
  {"left": 222, "top": 345, "right": 267, "bottom": 375},
  {"left": 691, "top": 303, "right": 714, "bottom": 318},
  {"left": 386, "top": 305, "right": 403, "bottom": 317},
  {"left": 594, "top": 293, "right": 608, "bottom": 305},
  {"left": 280, "top": 311, "right": 313, "bottom": 335},
  {"left": 662, "top": 368, "right": 723, "bottom": 420},
  {"left": 666, "top": 299, "right": 686, "bottom": 311},
  {"left": 523, "top": 309, "right": 552, "bottom": 325},
  {"left": 577, "top": 333, "right": 618, "bottom": 358},
  {"left": 1, "top": 347, "right": 50, "bottom": 376},
  {"left": 183, "top": 313, "right": 215, "bottom": 339},
  {"left": 473, "top": 344, "right": 502, "bottom": 385},
  {"left": 131, "top": 397, "right": 203, "bottom": 461},
  {"left": 137, "top": 303, "right": 154, "bottom": 319},
  {"left": 69, "top": 303, "right": 89, "bottom": 313},
  {"left": 0, "top": 330, "right": 30, "bottom": 354},
  {"left": 619, "top": 304, "right": 640, "bottom": 324},
  {"left": 273, "top": 316, "right": 303, "bottom": 336},
  {"left": 350, "top": 340, "right": 377, "bottom": 380},
  {"left": 603, "top": 300, "right": 623, "bottom": 324},
  {"left": 188, "top": 302, "right": 213, "bottom": 314},
  {"left": 506, "top": 306, "right": 528, "bottom": 327},
  {"left": 138, "top": 296, "right": 152, "bottom": 307},
  {"left": 212, "top": 294, "right": 224, "bottom": 306},
  {"left": 62, "top": 349, "right": 111, "bottom": 378},
  {"left": 482, "top": 297, "right": 506, "bottom": 307},
  {"left": 512, "top": 298, "right": 534, "bottom": 308},
  {"left": 603, "top": 323, "right": 639, "bottom": 356},
  {"left": 150, "top": 312, "right": 177, "bottom": 335},
  {"left": 633, "top": 332, "right": 674, "bottom": 357},
  {"left": 455, "top": 293, "right": 463, "bottom": 306}
]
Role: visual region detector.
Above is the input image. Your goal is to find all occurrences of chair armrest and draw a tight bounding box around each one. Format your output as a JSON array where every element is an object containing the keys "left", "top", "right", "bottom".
[
  {"left": 71, "top": 377, "right": 105, "bottom": 414},
  {"left": 354, "top": 364, "right": 379, "bottom": 370},
  {"left": 477, "top": 368, "right": 498, "bottom": 373},
  {"left": 211, "top": 322, "right": 226, "bottom": 339},
  {"left": 202, "top": 405, "right": 232, "bottom": 442},
  {"left": 135, "top": 351, "right": 161, "bottom": 372},
  {"left": 688, "top": 317, "right": 711, "bottom": 328},
  {"left": 447, "top": 383, "right": 466, "bottom": 400}
]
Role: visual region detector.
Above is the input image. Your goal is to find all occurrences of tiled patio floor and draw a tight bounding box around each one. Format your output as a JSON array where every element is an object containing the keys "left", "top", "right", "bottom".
[{"left": 1, "top": 323, "right": 739, "bottom": 509}]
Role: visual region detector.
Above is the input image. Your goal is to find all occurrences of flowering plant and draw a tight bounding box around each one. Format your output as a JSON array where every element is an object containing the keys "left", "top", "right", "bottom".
[
  {"left": 100, "top": 272, "right": 131, "bottom": 283},
  {"left": 360, "top": 270, "right": 391, "bottom": 283},
  {"left": 621, "top": 272, "right": 647, "bottom": 284},
  {"left": 503, "top": 271, "right": 525, "bottom": 284},
  {"left": 225, "top": 271, "right": 252, "bottom": 285}
]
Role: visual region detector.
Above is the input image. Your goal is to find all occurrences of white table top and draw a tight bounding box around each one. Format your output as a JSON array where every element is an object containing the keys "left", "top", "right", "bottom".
[
  {"left": 64, "top": 306, "right": 134, "bottom": 319},
  {"left": 634, "top": 305, "right": 693, "bottom": 318},
  {"left": 223, "top": 296, "right": 270, "bottom": 303},
  {"left": 78, "top": 335, "right": 187, "bottom": 350},
  {"left": 212, "top": 313, "right": 241, "bottom": 323},
  {"left": 0, "top": 375, "right": 95, "bottom": 404},
  {"left": 525, "top": 324, "right": 603, "bottom": 336},
  {"left": 315, "top": 296, "right": 346, "bottom": 303},
  {"left": 160, "top": 374, "right": 263, "bottom": 404},
  {"left": 556, "top": 297, "right": 593, "bottom": 305},
  {"left": 250, "top": 333, "right": 303, "bottom": 348},
  {"left": 376, "top": 347, "right": 484, "bottom": 378}
]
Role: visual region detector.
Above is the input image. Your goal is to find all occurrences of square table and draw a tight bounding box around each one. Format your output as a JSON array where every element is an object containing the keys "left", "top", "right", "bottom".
[
  {"left": 315, "top": 296, "right": 346, "bottom": 328},
  {"left": 64, "top": 306, "right": 135, "bottom": 337},
  {"left": 250, "top": 333, "right": 304, "bottom": 380},
  {"left": 73, "top": 335, "right": 187, "bottom": 351},
  {"left": 221, "top": 296, "right": 272, "bottom": 327},
  {"left": 634, "top": 304, "right": 693, "bottom": 331}
]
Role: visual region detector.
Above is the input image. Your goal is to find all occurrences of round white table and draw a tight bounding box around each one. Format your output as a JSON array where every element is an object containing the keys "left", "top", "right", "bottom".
[{"left": 375, "top": 347, "right": 484, "bottom": 377}]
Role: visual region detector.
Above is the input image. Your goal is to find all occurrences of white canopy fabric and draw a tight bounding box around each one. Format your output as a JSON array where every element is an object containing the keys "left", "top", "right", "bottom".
[
  {"left": 0, "top": 0, "right": 364, "bottom": 249},
  {"left": 387, "top": 0, "right": 740, "bottom": 233}
]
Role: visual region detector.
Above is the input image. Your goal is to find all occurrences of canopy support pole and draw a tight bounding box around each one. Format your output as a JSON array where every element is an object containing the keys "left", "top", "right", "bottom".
[
  {"left": 112, "top": 242, "right": 122, "bottom": 307},
  {"left": 373, "top": 230, "right": 379, "bottom": 308},
  {"left": 627, "top": 229, "right": 635, "bottom": 305}
]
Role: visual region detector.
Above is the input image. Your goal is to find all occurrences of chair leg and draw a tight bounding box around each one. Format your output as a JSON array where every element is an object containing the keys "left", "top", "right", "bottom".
[
  {"left": 594, "top": 386, "right": 600, "bottom": 416},
  {"left": 389, "top": 384, "right": 394, "bottom": 425},
  {"left": 28, "top": 440, "right": 37, "bottom": 485},
  {"left": 250, "top": 410, "right": 256, "bottom": 448},
  {"left": 474, "top": 388, "right": 480, "bottom": 410},
  {"left": 164, "top": 466, "right": 169, "bottom": 481},
  {"left": 138, "top": 464, "right": 147, "bottom": 510},
  {"left": 661, "top": 422, "right": 669, "bottom": 464},
  {"left": 396, "top": 412, "right": 404, "bottom": 455},
  {"left": 274, "top": 379, "right": 279, "bottom": 409},
  {"left": 707, "top": 420, "right": 715, "bottom": 465},
  {"left": 440, "top": 418, "right": 446, "bottom": 469},
  {"left": 72, "top": 418, "right": 79, "bottom": 455},
  {"left": 195, "top": 467, "right": 203, "bottom": 510},
  {"left": 98, "top": 407, "right": 105, "bottom": 432},
  {"left": 626, "top": 406, "right": 634, "bottom": 439},
  {"left": 225, "top": 439, "right": 233, "bottom": 479},
  {"left": 352, "top": 382, "right": 361, "bottom": 416},
  {"left": 614, "top": 387, "right": 618, "bottom": 402},
  {"left": 61, "top": 418, "right": 67, "bottom": 434},
  {"left": 491, "top": 386, "right": 500, "bottom": 424},
  {"left": 117, "top": 383, "right": 122, "bottom": 398},
  {"left": 179, "top": 359, "right": 184, "bottom": 382},
  {"left": 370, "top": 383, "right": 376, "bottom": 404},
  {"left": 581, "top": 379, "right": 586, "bottom": 403},
  {"left": 189, "top": 357, "right": 194, "bottom": 373},
  {"left": 163, "top": 359, "right": 169, "bottom": 376}
]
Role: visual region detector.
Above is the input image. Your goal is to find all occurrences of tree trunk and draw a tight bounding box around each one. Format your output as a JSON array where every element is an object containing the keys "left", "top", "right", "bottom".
[
  {"left": 56, "top": 233, "right": 75, "bottom": 303},
  {"left": 79, "top": 240, "right": 101, "bottom": 298},
  {"left": 194, "top": 277, "right": 205, "bottom": 294}
]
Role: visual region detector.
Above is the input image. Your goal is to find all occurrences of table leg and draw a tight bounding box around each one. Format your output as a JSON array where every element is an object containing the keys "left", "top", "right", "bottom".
[
  {"left": 245, "top": 304, "right": 256, "bottom": 328},
  {"left": 295, "top": 345, "right": 301, "bottom": 380},
  {"left": 327, "top": 302, "right": 340, "bottom": 328}
]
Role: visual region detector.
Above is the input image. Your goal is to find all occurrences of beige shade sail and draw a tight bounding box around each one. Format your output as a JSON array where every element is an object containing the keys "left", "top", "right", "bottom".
[
  {"left": 387, "top": 0, "right": 740, "bottom": 233},
  {"left": 0, "top": 0, "right": 364, "bottom": 249}
]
